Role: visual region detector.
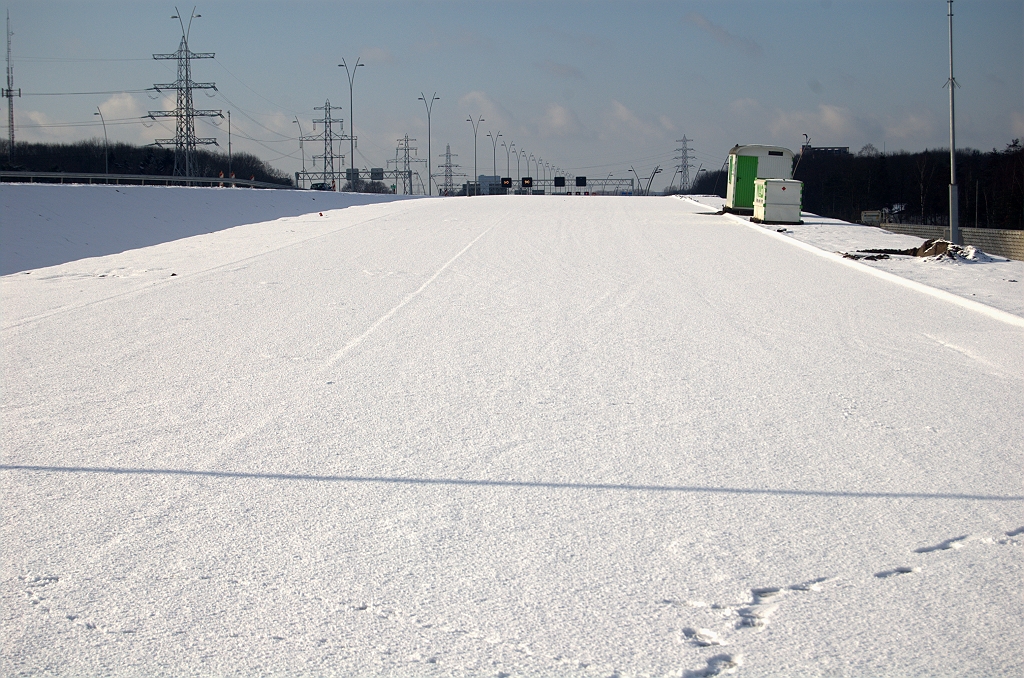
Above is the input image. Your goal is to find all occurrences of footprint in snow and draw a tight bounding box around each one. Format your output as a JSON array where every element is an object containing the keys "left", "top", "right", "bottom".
[
  {"left": 683, "top": 653, "right": 743, "bottom": 677},
  {"left": 915, "top": 535, "right": 971, "bottom": 553},
  {"left": 875, "top": 566, "right": 919, "bottom": 578},
  {"left": 682, "top": 627, "right": 726, "bottom": 647}
]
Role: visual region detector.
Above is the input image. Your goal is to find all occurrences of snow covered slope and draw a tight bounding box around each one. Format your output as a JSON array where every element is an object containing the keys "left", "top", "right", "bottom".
[
  {"left": 0, "top": 183, "right": 415, "bottom": 275},
  {"left": 2, "top": 190, "right": 1022, "bottom": 676}
]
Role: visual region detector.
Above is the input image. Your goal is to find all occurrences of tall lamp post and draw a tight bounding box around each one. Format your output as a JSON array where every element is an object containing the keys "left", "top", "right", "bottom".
[
  {"left": 487, "top": 130, "right": 501, "bottom": 179},
  {"left": 467, "top": 114, "right": 484, "bottom": 195},
  {"left": 419, "top": 92, "right": 440, "bottom": 195},
  {"left": 502, "top": 140, "right": 514, "bottom": 178},
  {"left": 339, "top": 58, "right": 363, "bottom": 188},
  {"left": 519, "top": 149, "right": 527, "bottom": 182},
  {"left": 93, "top": 107, "right": 108, "bottom": 178},
  {"left": 946, "top": 0, "right": 960, "bottom": 245},
  {"left": 293, "top": 116, "right": 305, "bottom": 173}
]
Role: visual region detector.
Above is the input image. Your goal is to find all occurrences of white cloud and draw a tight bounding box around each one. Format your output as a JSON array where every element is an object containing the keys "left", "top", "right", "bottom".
[
  {"left": 659, "top": 115, "right": 677, "bottom": 132},
  {"left": 457, "top": 91, "right": 517, "bottom": 132},
  {"left": 1011, "top": 111, "right": 1024, "bottom": 138},
  {"left": 686, "top": 13, "right": 763, "bottom": 58},
  {"left": 538, "top": 103, "right": 585, "bottom": 138},
  {"left": 537, "top": 60, "right": 584, "bottom": 80},
  {"left": 359, "top": 47, "right": 395, "bottom": 66}
]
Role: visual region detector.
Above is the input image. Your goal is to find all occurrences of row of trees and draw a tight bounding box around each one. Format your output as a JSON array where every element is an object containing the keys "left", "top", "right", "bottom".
[
  {"left": 1, "top": 140, "right": 293, "bottom": 186},
  {"left": 673, "top": 141, "right": 1024, "bottom": 230}
]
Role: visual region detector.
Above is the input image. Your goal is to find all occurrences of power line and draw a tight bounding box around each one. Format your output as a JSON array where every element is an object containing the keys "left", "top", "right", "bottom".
[{"left": 21, "top": 89, "right": 151, "bottom": 96}]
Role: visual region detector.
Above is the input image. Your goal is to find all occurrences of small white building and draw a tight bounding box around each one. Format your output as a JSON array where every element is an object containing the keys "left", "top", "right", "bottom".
[
  {"left": 725, "top": 145, "right": 794, "bottom": 212},
  {"left": 752, "top": 178, "right": 803, "bottom": 224}
]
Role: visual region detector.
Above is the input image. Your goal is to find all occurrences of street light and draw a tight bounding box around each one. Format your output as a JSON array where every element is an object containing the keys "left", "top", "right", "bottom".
[
  {"left": 502, "top": 140, "right": 514, "bottom": 178},
  {"left": 339, "top": 58, "right": 364, "bottom": 187},
  {"left": 487, "top": 130, "right": 501, "bottom": 180},
  {"left": 93, "top": 107, "right": 108, "bottom": 178},
  {"left": 519, "top": 149, "right": 527, "bottom": 183},
  {"left": 419, "top": 92, "right": 440, "bottom": 195},
  {"left": 293, "top": 116, "right": 305, "bottom": 173},
  {"left": 467, "top": 114, "right": 484, "bottom": 196}
]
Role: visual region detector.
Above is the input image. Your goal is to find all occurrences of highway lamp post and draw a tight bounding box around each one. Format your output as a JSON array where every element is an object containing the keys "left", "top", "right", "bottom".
[
  {"left": 502, "top": 141, "right": 514, "bottom": 178},
  {"left": 293, "top": 116, "right": 305, "bottom": 174},
  {"left": 93, "top": 107, "right": 108, "bottom": 179},
  {"left": 946, "top": 0, "right": 960, "bottom": 245},
  {"left": 515, "top": 148, "right": 522, "bottom": 182},
  {"left": 520, "top": 150, "right": 527, "bottom": 185},
  {"left": 339, "top": 58, "right": 363, "bottom": 188},
  {"left": 487, "top": 130, "right": 501, "bottom": 180},
  {"left": 467, "top": 114, "right": 484, "bottom": 196},
  {"left": 419, "top": 92, "right": 440, "bottom": 195}
]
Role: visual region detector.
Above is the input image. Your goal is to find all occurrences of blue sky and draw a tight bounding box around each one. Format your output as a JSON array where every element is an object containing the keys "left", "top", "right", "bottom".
[{"left": 5, "top": 0, "right": 1022, "bottom": 190}]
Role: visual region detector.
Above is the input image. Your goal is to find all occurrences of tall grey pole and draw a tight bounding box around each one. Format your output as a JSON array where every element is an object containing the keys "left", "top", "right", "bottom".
[
  {"left": 419, "top": 92, "right": 439, "bottom": 195},
  {"left": 93, "top": 107, "right": 107, "bottom": 176},
  {"left": 467, "top": 114, "right": 483, "bottom": 195},
  {"left": 502, "top": 141, "right": 513, "bottom": 178},
  {"left": 487, "top": 130, "right": 501, "bottom": 179},
  {"left": 227, "top": 110, "right": 231, "bottom": 180},
  {"left": 946, "top": 0, "right": 960, "bottom": 245},
  {"left": 339, "top": 58, "right": 363, "bottom": 185},
  {"left": 293, "top": 116, "right": 305, "bottom": 173}
]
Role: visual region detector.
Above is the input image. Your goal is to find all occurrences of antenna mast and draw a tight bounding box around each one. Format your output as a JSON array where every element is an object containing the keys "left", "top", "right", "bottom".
[{"left": 3, "top": 11, "right": 21, "bottom": 162}]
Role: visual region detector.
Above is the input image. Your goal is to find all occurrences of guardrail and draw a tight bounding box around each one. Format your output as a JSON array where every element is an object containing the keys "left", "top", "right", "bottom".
[{"left": 0, "top": 170, "right": 294, "bottom": 191}]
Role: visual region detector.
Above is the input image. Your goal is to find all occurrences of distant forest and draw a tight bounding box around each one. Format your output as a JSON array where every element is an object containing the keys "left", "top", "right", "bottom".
[
  {"left": 1, "top": 140, "right": 293, "bottom": 186},
  {"left": 680, "top": 141, "right": 1024, "bottom": 230}
]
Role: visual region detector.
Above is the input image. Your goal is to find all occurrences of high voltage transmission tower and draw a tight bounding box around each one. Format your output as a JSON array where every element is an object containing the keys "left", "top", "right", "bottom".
[
  {"left": 148, "top": 7, "right": 222, "bottom": 178},
  {"left": 674, "top": 136, "right": 695, "bottom": 191},
  {"left": 388, "top": 134, "right": 425, "bottom": 195},
  {"left": 4, "top": 10, "right": 21, "bottom": 162},
  {"left": 296, "top": 100, "right": 348, "bottom": 190},
  {"left": 439, "top": 144, "right": 463, "bottom": 197}
]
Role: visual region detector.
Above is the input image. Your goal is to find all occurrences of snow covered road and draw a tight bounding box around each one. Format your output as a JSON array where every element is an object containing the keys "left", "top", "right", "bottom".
[{"left": 3, "top": 192, "right": 1023, "bottom": 675}]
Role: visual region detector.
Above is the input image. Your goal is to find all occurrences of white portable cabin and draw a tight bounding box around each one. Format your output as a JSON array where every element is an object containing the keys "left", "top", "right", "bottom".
[
  {"left": 725, "top": 145, "right": 795, "bottom": 211},
  {"left": 753, "top": 179, "right": 803, "bottom": 224}
]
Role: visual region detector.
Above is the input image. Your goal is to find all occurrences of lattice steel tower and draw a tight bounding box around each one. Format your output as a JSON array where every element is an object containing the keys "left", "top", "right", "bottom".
[
  {"left": 440, "top": 144, "right": 461, "bottom": 197},
  {"left": 4, "top": 11, "right": 21, "bottom": 162},
  {"left": 388, "top": 134, "right": 425, "bottom": 195},
  {"left": 674, "top": 136, "right": 695, "bottom": 192},
  {"left": 297, "top": 100, "right": 346, "bottom": 189},
  {"left": 149, "top": 7, "right": 222, "bottom": 178}
]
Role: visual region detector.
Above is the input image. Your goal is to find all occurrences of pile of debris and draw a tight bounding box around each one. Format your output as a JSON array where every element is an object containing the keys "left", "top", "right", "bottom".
[{"left": 842, "top": 239, "right": 988, "bottom": 262}]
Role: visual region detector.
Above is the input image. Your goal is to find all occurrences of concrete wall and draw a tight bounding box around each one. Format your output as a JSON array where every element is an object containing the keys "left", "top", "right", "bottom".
[{"left": 880, "top": 223, "right": 1024, "bottom": 261}]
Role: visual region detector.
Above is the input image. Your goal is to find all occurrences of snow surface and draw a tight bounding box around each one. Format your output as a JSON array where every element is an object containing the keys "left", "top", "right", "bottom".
[{"left": 2, "top": 185, "right": 1023, "bottom": 676}]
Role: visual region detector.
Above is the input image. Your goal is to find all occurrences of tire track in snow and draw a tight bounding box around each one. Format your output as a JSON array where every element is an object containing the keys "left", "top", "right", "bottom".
[
  {"left": 215, "top": 223, "right": 495, "bottom": 453},
  {"left": 323, "top": 224, "right": 494, "bottom": 368}
]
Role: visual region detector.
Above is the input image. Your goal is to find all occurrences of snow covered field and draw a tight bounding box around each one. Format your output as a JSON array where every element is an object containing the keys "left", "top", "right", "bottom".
[{"left": 2, "top": 185, "right": 1023, "bottom": 676}]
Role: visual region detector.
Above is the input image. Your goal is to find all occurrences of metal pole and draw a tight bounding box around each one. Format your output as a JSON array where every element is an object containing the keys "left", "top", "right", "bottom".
[
  {"left": 339, "top": 58, "right": 363, "bottom": 185},
  {"left": 227, "top": 110, "right": 231, "bottom": 180},
  {"left": 467, "top": 114, "right": 483, "bottom": 195},
  {"left": 94, "top": 107, "right": 108, "bottom": 177},
  {"left": 503, "top": 141, "right": 513, "bottom": 178},
  {"left": 487, "top": 130, "right": 501, "bottom": 179},
  {"left": 293, "top": 116, "right": 305, "bottom": 173},
  {"left": 946, "top": 0, "right": 960, "bottom": 245},
  {"left": 419, "top": 92, "right": 439, "bottom": 195}
]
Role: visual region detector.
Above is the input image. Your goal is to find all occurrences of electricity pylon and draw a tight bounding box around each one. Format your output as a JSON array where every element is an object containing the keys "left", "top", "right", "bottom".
[{"left": 149, "top": 7, "right": 222, "bottom": 178}]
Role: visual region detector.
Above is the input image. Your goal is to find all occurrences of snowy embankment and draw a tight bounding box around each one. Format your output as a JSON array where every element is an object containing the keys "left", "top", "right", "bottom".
[
  {"left": 0, "top": 183, "right": 415, "bottom": 275},
  {"left": 2, "top": 186, "right": 1023, "bottom": 676}
]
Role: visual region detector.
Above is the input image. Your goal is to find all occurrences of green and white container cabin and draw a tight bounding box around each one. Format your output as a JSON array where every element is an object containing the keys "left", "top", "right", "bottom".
[{"left": 725, "top": 145, "right": 795, "bottom": 213}]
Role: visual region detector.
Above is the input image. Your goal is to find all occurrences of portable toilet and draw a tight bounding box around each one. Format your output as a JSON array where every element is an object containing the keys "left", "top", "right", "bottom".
[{"left": 725, "top": 145, "right": 795, "bottom": 213}]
